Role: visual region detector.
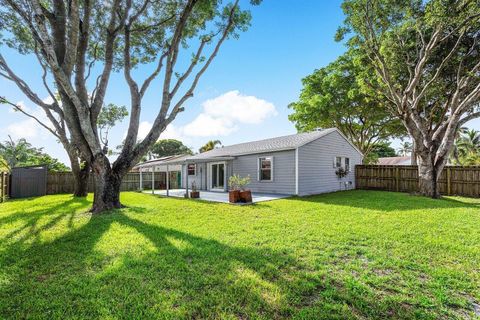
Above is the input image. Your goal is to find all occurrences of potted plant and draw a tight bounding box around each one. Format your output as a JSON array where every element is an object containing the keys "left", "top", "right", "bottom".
[
  {"left": 190, "top": 181, "right": 200, "bottom": 198},
  {"left": 238, "top": 175, "right": 252, "bottom": 203},
  {"left": 335, "top": 167, "right": 348, "bottom": 190},
  {"left": 228, "top": 175, "right": 241, "bottom": 203},
  {"left": 335, "top": 167, "right": 348, "bottom": 179}
]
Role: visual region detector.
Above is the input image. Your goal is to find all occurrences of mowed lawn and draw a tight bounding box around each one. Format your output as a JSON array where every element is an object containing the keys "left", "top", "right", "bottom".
[{"left": 0, "top": 191, "right": 479, "bottom": 319}]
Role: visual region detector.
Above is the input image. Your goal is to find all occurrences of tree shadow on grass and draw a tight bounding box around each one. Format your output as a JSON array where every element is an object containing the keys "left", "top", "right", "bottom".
[
  {"left": 0, "top": 196, "right": 90, "bottom": 244},
  {"left": 0, "top": 196, "right": 468, "bottom": 319},
  {"left": 281, "top": 190, "right": 480, "bottom": 212}
]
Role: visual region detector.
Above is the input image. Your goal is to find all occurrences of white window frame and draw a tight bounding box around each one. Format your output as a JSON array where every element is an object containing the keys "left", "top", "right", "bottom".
[
  {"left": 208, "top": 161, "right": 226, "bottom": 190},
  {"left": 334, "top": 156, "right": 342, "bottom": 168},
  {"left": 187, "top": 163, "right": 196, "bottom": 176},
  {"left": 344, "top": 157, "right": 350, "bottom": 172},
  {"left": 258, "top": 156, "right": 273, "bottom": 181}
]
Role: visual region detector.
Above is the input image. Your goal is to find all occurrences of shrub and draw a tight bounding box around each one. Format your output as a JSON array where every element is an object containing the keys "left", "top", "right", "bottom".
[
  {"left": 228, "top": 174, "right": 251, "bottom": 191},
  {"left": 335, "top": 167, "right": 348, "bottom": 179}
]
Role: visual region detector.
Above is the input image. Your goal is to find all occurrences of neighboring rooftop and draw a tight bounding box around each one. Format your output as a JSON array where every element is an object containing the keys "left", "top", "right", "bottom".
[
  {"left": 187, "top": 128, "right": 338, "bottom": 160},
  {"left": 378, "top": 156, "right": 411, "bottom": 165}
]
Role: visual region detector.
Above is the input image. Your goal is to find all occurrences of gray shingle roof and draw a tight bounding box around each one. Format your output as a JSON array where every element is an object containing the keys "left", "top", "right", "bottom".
[
  {"left": 134, "top": 154, "right": 189, "bottom": 168},
  {"left": 187, "top": 128, "right": 338, "bottom": 160}
]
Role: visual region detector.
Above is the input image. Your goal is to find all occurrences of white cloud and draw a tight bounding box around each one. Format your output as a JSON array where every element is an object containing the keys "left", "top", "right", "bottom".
[
  {"left": 4, "top": 101, "right": 54, "bottom": 140},
  {"left": 5, "top": 118, "right": 39, "bottom": 139},
  {"left": 137, "top": 121, "right": 153, "bottom": 140},
  {"left": 203, "top": 90, "right": 277, "bottom": 124},
  {"left": 182, "top": 90, "right": 277, "bottom": 137},
  {"left": 125, "top": 91, "right": 277, "bottom": 146},
  {"left": 136, "top": 122, "right": 184, "bottom": 141},
  {"left": 42, "top": 96, "right": 56, "bottom": 105},
  {"left": 182, "top": 114, "right": 237, "bottom": 137},
  {"left": 159, "top": 124, "right": 184, "bottom": 140}
]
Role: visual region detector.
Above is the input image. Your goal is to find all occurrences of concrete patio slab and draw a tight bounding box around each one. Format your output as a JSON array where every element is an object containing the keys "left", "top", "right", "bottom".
[{"left": 142, "top": 189, "right": 289, "bottom": 203}]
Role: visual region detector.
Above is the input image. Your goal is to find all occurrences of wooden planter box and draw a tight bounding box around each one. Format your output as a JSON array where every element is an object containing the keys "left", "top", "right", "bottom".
[
  {"left": 239, "top": 190, "right": 252, "bottom": 203},
  {"left": 190, "top": 191, "right": 200, "bottom": 198},
  {"left": 229, "top": 190, "right": 240, "bottom": 203}
]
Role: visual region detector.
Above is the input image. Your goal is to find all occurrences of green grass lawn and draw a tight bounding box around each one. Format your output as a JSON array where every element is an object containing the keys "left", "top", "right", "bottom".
[{"left": 0, "top": 191, "right": 479, "bottom": 319}]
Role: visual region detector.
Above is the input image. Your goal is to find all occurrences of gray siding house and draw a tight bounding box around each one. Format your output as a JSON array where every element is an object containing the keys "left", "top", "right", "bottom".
[{"left": 169, "top": 128, "right": 362, "bottom": 196}]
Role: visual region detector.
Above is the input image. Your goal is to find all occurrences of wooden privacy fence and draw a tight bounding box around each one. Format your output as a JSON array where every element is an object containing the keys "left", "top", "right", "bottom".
[
  {"left": 355, "top": 165, "right": 480, "bottom": 197},
  {"left": 0, "top": 172, "right": 9, "bottom": 203},
  {"left": 46, "top": 171, "right": 181, "bottom": 195}
]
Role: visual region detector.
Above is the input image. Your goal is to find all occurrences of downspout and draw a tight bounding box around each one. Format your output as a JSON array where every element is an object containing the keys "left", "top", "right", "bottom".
[
  {"left": 224, "top": 162, "right": 227, "bottom": 192},
  {"left": 166, "top": 164, "right": 169, "bottom": 197},
  {"left": 151, "top": 168, "right": 154, "bottom": 195},
  {"left": 295, "top": 148, "right": 299, "bottom": 195},
  {"left": 185, "top": 164, "right": 189, "bottom": 198}
]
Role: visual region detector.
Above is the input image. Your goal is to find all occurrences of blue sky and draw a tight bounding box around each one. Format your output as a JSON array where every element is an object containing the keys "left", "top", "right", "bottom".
[{"left": 2, "top": 0, "right": 477, "bottom": 165}]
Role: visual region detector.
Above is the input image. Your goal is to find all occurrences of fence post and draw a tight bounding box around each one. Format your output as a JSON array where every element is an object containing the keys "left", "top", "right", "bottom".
[
  {"left": 355, "top": 166, "right": 358, "bottom": 189},
  {"left": 5, "top": 172, "right": 8, "bottom": 201},
  {"left": 2, "top": 172, "right": 6, "bottom": 202},
  {"left": 0, "top": 172, "right": 4, "bottom": 203},
  {"left": 395, "top": 167, "right": 400, "bottom": 192},
  {"left": 447, "top": 167, "right": 451, "bottom": 196},
  {"left": 2, "top": 172, "right": 7, "bottom": 202}
]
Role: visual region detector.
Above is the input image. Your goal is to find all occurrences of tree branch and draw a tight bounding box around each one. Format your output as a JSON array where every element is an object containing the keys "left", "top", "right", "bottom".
[
  {"left": 0, "top": 54, "right": 56, "bottom": 111},
  {"left": 459, "top": 109, "right": 480, "bottom": 126},
  {"left": 74, "top": 0, "right": 92, "bottom": 106},
  {"left": 169, "top": 38, "right": 207, "bottom": 99},
  {"left": 90, "top": 0, "right": 124, "bottom": 123},
  {"left": 165, "top": 0, "right": 239, "bottom": 121},
  {"left": 0, "top": 97, "right": 60, "bottom": 139}
]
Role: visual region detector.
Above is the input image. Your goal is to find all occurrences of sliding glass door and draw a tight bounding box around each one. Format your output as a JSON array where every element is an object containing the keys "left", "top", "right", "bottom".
[{"left": 211, "top": 163, "right": 225, "bottom": 190}]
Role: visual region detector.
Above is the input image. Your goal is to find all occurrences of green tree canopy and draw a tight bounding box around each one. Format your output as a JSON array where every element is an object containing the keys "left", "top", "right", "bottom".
[
  {"left": 452, "top": 129, "right": 480, "bottom": 165},
  {"left": 397, "top": 142, "right": 413, "bottom": 157},
  {"left": 0, "top": 155, "right": 8, "bottom": 172},
  {"left": 0, "top": 136, "right": 69, "bottom": 171},
  {"left": 336, "top": 0, "right": 480, "bottom": 197},
  {"left": 364, "top": 141, "right": 397, "bottom": 164},
  {"left": 26, "top": 153, "right": 70, "bottom": 171},
  {"left": 97, "top": 104, "right": 129, "bottom": 151},
  {"left": 150, "top": 139, "right": 193, "bottom": 158},
  {"left": 0, "top": 0, "right": 260, "bottom": 212},
  {"left": 199, "top": 140, "right": 222, "bottom": 153},
  {"left": 289, "top": 50, "right": 405, "bottom": 160},
  {"left": 0, "top": 136, "right": 39, "bottom": 169}
]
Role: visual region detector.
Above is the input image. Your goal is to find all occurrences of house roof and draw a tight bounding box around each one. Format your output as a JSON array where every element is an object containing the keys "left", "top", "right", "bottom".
[
  {"left": 185, "top": 128, "right": 345, "bottom": 161},
  {"left": 134, "top": 128, "right": 362, "bottom": 168},
  {"left": 378, "top": 156, "right": 411, "bottom": 165},
  {"left": 134, "top": 154, "right": 188, "bottom": 169}
]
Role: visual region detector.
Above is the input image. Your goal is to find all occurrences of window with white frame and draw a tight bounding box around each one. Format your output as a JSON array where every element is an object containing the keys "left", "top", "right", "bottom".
[
  {"left": 187, "top": 164, "right": 196, "bottom": 176},
  {"left": 258, "top": 157, "right": 273, "bottom": 181},
  {"left": 345, "top": 157, "right": 350, "bottom": 172},
  {"left": 334, "top": 156, "right": 342, "bottom": 168}
]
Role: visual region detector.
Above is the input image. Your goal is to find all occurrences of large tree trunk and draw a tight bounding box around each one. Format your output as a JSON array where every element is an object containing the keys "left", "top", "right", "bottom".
[
  {"left": 72, "top": 162, "right": 90, "bottom": 197},
  {"left": 411, "top": 140, "right": 417, "bottom": 165},
  {"left": 416, "top": 150, "right": 449, "bottom": 199},
  {"left": 67, "top": 149, "right": 90, "bottom": 197},
  {"left": 417, "top": 158, "right": 439, "bottom": 198},
  {"left": 90, "top": 155, "right": 123, "bottom": 213}
]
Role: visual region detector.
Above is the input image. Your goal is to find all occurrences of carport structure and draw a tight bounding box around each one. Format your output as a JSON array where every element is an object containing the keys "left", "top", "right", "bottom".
[
  {"left": 135, "top": 155, "right": 290, "bottom": 204},
  {"left": 135, "top": 154, "right": 234, "bottom": 198},
  {"left": 134, "top": 155, "right": 188, "bottom": 196}
]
